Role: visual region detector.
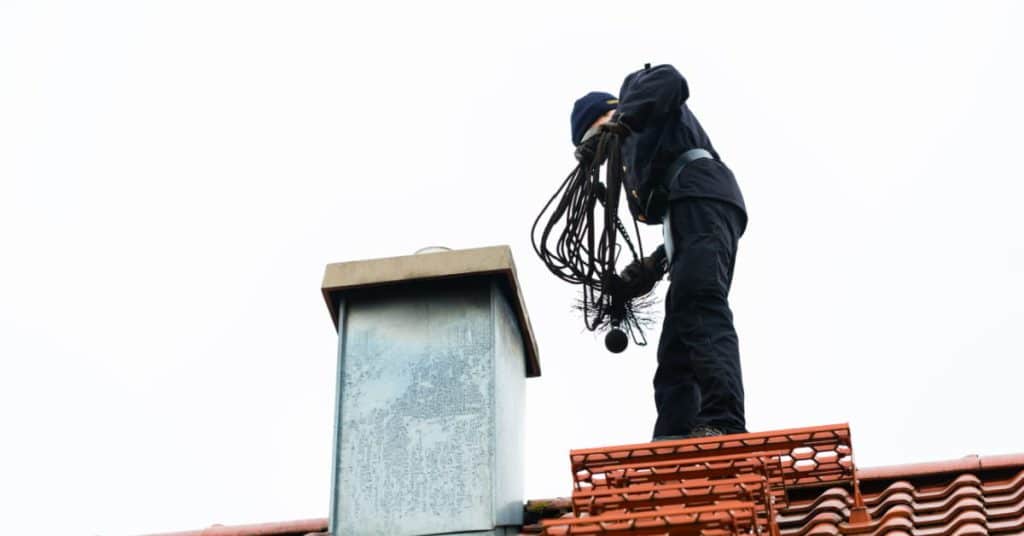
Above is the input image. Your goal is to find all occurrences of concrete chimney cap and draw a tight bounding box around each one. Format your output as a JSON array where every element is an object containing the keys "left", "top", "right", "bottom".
[
  {"left": 321, "top": 245, "right": 541, "bottom": 377},
  {"left": 414, "top": 246, "right": 452, "bottom": 254}
]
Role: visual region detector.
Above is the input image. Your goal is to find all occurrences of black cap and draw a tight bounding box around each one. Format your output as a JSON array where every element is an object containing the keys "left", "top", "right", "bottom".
[{"left": 570, "top": 91, "right": 618, "bottom": 146}]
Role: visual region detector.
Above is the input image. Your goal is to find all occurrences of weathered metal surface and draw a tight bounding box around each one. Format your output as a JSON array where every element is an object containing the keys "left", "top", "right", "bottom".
[
  {"left": 328, "top": 278, "right": 526, "bottom": 536},
  {"left": 321, "top": 245, "right": 541, "bottom": 377},
  {"left": 493, "top": 280, "right": 526, "bottom": 526}
]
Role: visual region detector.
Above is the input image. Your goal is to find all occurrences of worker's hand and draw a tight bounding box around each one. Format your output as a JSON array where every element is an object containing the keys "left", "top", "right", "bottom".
[
  {"left": 574, "top": 134, "right": 606, "bottom": 166},
  {"left": 619, "top": 254, "right": 664, "bottom": 298},
  {"left": 599, "top": 120, "right": 632, "bottom": 138}
]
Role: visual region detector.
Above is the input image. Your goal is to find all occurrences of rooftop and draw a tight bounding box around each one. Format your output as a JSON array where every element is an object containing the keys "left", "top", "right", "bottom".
[{"left": 146, "top": 426, "right": 1024, "bottom": 536}]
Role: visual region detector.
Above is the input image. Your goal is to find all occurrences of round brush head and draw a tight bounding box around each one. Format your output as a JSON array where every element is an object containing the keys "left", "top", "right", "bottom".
[{"left": 605, "top": 327, "right": 629, "bottom": 353}]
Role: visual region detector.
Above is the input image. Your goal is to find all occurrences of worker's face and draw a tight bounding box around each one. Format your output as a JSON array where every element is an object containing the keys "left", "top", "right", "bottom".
[{"left": 589, "top": 109, "right": 615, "bottom": 131}]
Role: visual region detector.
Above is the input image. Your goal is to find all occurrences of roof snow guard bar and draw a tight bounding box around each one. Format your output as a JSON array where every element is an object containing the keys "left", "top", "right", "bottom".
[{"left": 542, "top": 423, "right": 871, "bottom": 535}]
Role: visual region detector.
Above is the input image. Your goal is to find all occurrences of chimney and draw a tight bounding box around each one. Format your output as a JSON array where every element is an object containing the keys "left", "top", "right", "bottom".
[{"left": 321, "top": 245, "right": 541, "bottom": 536}]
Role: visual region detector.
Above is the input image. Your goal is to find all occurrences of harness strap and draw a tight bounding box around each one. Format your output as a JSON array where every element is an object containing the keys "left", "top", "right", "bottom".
[
  {"left": 660, "top": 148, "right": 713, "bottom": 272},
  {"left": 665, "top": 148, "right": 714, "bottom": 185},
  {"left": 640, "top": 148, "right": 714, "bottom": 222}
]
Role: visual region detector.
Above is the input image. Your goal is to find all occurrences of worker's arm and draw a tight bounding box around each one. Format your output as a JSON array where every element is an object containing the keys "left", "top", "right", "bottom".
[{"left": 614, "top": 64, "right": 690, "bottom": 134}]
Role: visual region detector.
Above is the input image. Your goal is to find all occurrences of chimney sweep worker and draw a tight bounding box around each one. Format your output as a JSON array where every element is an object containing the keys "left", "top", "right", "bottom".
[{"left": 570, "top": 64, "right": 747, "bottom": 440}]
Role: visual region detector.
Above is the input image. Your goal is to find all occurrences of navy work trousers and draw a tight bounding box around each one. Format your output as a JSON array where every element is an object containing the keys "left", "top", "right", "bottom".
[{"left": 653, "top": 197, "right": 746, "bottom": 438}]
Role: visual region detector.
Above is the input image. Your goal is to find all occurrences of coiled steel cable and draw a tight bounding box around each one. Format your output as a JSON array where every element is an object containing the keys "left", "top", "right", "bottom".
[{"left": 531, "top": 131, "right": 649, "bottom": 342}]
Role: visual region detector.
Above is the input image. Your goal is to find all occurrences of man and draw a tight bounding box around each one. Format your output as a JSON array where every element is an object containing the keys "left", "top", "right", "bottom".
[{"left": 570, "top": 64, "right": 748, "bottom": 440}]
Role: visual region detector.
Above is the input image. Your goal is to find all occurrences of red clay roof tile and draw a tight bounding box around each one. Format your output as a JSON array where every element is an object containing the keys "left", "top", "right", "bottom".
[
  {"left": 778, "top": 465, "right": 1024, "bottom": 535},
  {"left": 141, "top": 518, "right": 327, "bottom": 536},
  {"left": 522, "top": 453, "right": 1024, "bottom": 535}
]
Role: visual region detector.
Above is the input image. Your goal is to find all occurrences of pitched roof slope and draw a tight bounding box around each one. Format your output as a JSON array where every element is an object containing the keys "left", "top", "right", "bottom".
[
  {"left": 777, "top": 454, "right": 1024, "bottom": 535},
  {"left": 145, "top": 455, "right": 1024, "bottom": 535},
  {"left": 141, "top": 518, "right": 326, "bottom": 536}
]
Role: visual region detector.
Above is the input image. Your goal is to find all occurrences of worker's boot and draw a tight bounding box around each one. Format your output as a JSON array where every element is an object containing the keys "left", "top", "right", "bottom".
[
  {"left": 652, "top": 424, "right": 725, "bottom": 442},
  {"left": 687, "top": 424, "right": 725, "bottom": 438}
]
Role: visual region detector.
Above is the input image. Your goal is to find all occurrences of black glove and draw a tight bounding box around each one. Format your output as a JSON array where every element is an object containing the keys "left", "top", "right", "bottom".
[
  {"left": 574, "top": 134, "right": 606, "bottom": 166},
  {"left": 599, "top": 120, "right": 632, "bottom": 137},
  {"left": 576, "top": 121, "right": 631, "bottom": 165},
  {"left": 619, "top": 246, "right": 668, "bottom": 298}
]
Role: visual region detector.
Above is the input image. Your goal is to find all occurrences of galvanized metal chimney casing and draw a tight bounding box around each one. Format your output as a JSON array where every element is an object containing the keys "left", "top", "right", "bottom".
[{"left": 321, "top": 246, "right": 540, "bottom": 536}]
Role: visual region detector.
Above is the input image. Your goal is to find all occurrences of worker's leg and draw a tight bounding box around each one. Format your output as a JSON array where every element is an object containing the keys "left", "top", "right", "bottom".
[
  {"left": 654, "top": 198, "right": 746, "bottom": 436},
  {"left": 652, "top": 290, "right": 701, "bottom": 438}
]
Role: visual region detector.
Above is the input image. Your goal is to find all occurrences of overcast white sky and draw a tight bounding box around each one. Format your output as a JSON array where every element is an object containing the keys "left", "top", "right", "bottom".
[{"left": 2, "top": 1, "right": 1023, "bottom": 534}]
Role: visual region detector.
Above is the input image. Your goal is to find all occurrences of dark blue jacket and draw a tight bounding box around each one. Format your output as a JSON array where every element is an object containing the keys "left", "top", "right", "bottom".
[{"left": 615, "top": 64, "right": 746, "bottom": 232}]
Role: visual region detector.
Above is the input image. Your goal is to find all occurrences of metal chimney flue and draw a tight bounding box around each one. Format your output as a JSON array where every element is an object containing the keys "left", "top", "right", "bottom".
[{"left": 321, "top": 245, "right": 540, "bottom": 536}]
